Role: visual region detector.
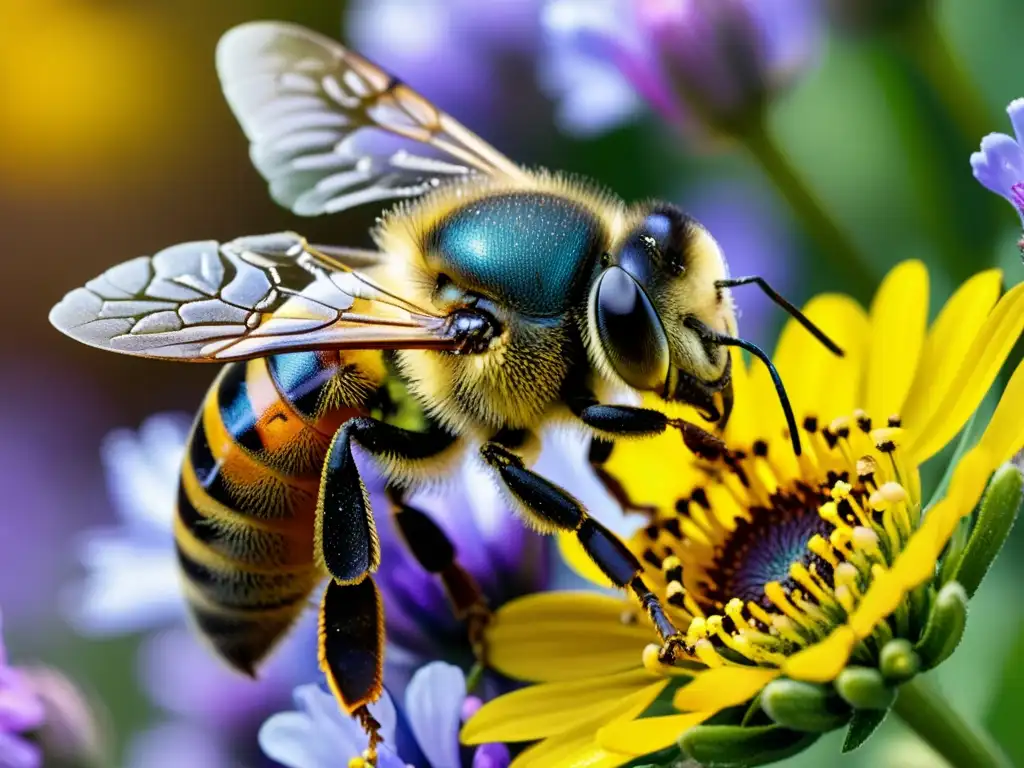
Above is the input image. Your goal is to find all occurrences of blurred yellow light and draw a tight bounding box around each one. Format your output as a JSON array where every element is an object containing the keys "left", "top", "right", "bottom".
[{"left": 0, "top": 1, "right": 193, "bottom": 191}]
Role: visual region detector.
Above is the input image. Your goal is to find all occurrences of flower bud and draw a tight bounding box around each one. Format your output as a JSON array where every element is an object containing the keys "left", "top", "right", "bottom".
[
  {"left": 761, "top": 678, "right": 852, "bottom": 732},
  {"left": 834, "top": 666, "right": 897, "bottom": 710},
  {"left": 633, "top": 0, "right": 818, "bottom": 132},
  {"left": 19, "top": 667, "right": 109, "bottom": 768},
  {"left": 947, "top": 462, "right": 1023, "bottom": 598},
  {"left": 680, "top": 722, "right": 820, "bottom": 766},
  {"left": 914, "top": 581, "right": 968, "bottom": 669},
  {"left": 879, "top": 639, "right": 921, "bottom": 683}
]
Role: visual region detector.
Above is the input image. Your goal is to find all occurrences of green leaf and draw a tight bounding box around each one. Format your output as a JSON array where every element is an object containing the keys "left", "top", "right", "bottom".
[
  {"left": 842, "top": 709, "right": 889, "bottom": 753},
  {"left": 950, "top": 462, "right": 1023, "bottom": 598},
  {"left": 834, "top": 666, "right": 896, "bottom": 710},
  {"left": 914, "top": 580, "right": 968, "bottom": 668},
  {"left": 680, "top": 723, "right": 820, "bottom": 767},
  {"left": 760, "top": 679, "right": 851, "bottom": 732}
]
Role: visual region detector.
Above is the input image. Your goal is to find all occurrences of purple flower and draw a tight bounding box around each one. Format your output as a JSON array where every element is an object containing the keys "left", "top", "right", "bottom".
[
  {"left": 346, "top": 0, "right": 548, "bottom": 146},
  {"left": 541, "top": 0, "right": 821, "bottom": 138},
  {"left": 971, "top": 98, "right": 1024, "bottom": 227},
  {"left": 682, "top": 179, "right": 797, "bottom": 348},
  {"left": 0, "top": 612, "right": 46, "bottom": 768},
  {"left": 259, "top": 662, "right": 509, "bottom": 768}
]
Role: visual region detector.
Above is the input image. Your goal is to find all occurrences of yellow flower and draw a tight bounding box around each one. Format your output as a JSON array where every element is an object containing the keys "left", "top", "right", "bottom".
[{"left": 462, "top": 262, "right": 1024, "bottom": 766}]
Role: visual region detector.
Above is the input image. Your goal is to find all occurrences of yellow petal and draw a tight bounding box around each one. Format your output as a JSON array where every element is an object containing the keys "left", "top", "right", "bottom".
[
  {"left": 558, "top": 531, "right": 615, "bottom": 588},
  {"left": 772, "top": 294, "right": 869, "bottom": 425},
  {"left": 901, "top": 269, "right": 1002, "bottom": 431},
  {"left": 488, "top": 592, "right": 651, "bottom": 682},
  {"left": 907, "top": 280, "right": 1024, "bottom": 463},
  {"left": 722, "top": 348, "right": 758, "bottom": 445},
  {"left": 977, "top": 358, "right": 1024, "bottom": 465},
  {"left": 597, "top": 712, "right": 711, "bottom": 755},
  {"left": 672, "top": 666, "right": 781, "bottom": 712},
  {"left": 461, "top": 669, "right": 661, "bottom": 744},
  {"left": 783, "top": 626, "right": 857, "bottom": 682},
  {"left": 509, "top": 681, "right": 666, "bottom": 768},
  {"left": 863, "top": 261, "right": 929, "bottom": 419}
]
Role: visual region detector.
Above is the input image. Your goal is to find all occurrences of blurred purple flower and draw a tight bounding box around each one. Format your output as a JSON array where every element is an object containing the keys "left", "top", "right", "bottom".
[
  {"left": 0, "top": 611, "right": 46, "bottom": 768},
  {"left": 346, "top": 0, "right": 549, "bottom": 146},
  {"left": 541, "top": 0, "right": 821, "bottom": 138},
  {"left": 682, "top": 179, "right": 796, "bottom": 349},
  {"left": 65, "top": 413, "right": 191, "bottom": 635},
  {"left": 971, "top": 98, "right": 1024, "bottom": 227},
  {"left": 260, "top": 662, "right": 509, "bottom": 768}
]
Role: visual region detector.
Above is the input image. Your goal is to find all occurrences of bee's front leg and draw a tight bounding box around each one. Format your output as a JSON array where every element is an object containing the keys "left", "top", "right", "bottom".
[{"left": 479, "top": 442, "right": 686, "bottom": 664}]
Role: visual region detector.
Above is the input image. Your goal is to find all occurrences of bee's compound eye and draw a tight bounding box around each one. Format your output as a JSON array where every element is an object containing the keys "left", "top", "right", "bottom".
[{"left": 594, "top": 266, "right": 670, "bottom": 391}]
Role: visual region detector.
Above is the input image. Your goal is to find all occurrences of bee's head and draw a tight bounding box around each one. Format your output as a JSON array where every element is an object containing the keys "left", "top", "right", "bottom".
[{"left": 589, "top": 203, "right": 736, "bottom": 422}]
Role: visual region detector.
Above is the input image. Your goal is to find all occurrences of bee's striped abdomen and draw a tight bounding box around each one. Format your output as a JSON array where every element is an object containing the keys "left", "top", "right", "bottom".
[{"left": 176, "top": 349, "right": 385, "bottom": 675}]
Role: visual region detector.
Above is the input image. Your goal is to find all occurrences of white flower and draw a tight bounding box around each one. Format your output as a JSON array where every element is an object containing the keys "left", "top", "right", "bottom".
[{"left": 64, "top": 414, "right": 191, "bottom": 635}]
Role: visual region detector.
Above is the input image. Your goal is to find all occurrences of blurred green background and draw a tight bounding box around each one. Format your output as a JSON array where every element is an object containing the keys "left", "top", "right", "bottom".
[{"left": 2, "top": 0, "right": 1024, "bottom": 765}]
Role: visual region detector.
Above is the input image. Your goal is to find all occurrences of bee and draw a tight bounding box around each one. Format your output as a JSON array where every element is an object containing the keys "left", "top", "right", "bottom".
[{"left": 49, "top": 21, "right": 841, "bottom": 758}]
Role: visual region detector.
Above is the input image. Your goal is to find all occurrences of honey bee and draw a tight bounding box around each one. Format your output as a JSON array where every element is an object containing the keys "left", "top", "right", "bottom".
[{"left": 49, "top": 21, "right": 841, "bottom": 757}]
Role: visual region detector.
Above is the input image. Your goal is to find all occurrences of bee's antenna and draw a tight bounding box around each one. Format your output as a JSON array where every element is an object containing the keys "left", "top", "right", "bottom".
[
  {"left": 685, "top": 317, "right": 802, "bottom": 456},
  {"left": 716, "top": 276, "right": 844, "bottom": 357}
]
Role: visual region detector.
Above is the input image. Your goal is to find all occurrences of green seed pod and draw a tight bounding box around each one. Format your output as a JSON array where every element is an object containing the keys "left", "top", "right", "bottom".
[
  {"left": 834, "top": 666, "right": 897, "bottom": 710},
  {"left": 914, "top": 581, "right": 968, "bottom": 669},
  {"left": 949, "top": 462, "right": 1023, "bottom": 598},
  {"left": 680, "top": 723, "right": 820, "bottom": 767},
  {"left": 880, "top": 639, "right": 921, "bottom": 683},
  {"left": 761, "top": 678, "right": 852, "bottom": 732}
]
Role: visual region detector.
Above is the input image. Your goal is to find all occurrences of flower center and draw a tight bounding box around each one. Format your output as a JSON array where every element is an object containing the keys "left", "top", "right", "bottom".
[
  {"left": 707, "top": 490, "right": 835, "bottom": 610},
  {"left": 632, "top": 411, "right": 921, "bottom": 668}
]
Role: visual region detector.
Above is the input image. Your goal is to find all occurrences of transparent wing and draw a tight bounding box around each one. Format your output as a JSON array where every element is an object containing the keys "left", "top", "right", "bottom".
[
  {"left": 216, "top": 21, "right": 528, "bottom": 216},
  {"left": 49, "top": 233, "right": 453, "bottom": 362}
]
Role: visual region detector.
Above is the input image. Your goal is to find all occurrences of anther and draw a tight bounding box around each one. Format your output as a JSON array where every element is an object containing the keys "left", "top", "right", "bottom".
[
  {"left": 852, "top": 526, "right": 881, "bottom": 555},
  {"left": 663, "top": 556, "right": 683, "bottom": 584},
  {"left": 857, "top": 455, "right": 879, "bottom": 483},
  {"left": 643, "top": 523, "right": 660, "bottom": 540},
  {"left": 753, "top": 439, "right": 769, "bottom": 457},
  {"left": 691, "top": 488, "right": 710, "bottom": 510},
  {"left": 642, "top": 549, "right": 662, "bottom": 568},
  {"left": 854, "top": 410, "right": 872, "bottom": 433},
  {"left": 803, "top": 416, "right": 819, "bottom": 433},
  {"left": 887, "top": 415, "right": 902, "bottom": 428},
  {"left": 662, "top": 518, "right": 683, "bottom": 538},
  {"left": 834, "top": 561, "right": 859, "bottom": 587},
  {"left": 830, "top": 481, "right": 853, "bottom": 501},
  {"left": 829, "top": 416, "right": 851, "bottom": 439},
  {"left": 876, "top": 481, "right": 907, "bottom": 504}
]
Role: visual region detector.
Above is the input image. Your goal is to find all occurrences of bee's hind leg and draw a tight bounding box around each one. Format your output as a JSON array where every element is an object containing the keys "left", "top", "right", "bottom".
[
  {"left": 317, "top": 577, "right": 386, "bottom": 764},
  {"left": 480, "top": 441, "right": 686, "bottom": 664},
  {"left": 315, "top": 416, "right": 457, "bottom": 755},
  {"left": 386, "top": 488, "right": 493, "bottom": 663}
]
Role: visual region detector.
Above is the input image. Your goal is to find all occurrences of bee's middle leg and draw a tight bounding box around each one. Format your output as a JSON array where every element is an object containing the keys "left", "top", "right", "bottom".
[
  {"left": 385, "top": 488, "right": 492, "bottom": 663},
  {"left": 479, "top": 441, "right": 686, "bottom": 663}
]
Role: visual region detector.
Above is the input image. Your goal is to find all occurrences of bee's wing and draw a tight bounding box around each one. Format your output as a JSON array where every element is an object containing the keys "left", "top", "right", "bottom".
[
  {"left": 217, "top": 21, "right": 528, "bottom": 217},
  {"left": 49, "top": 233, "right": 454, "bottom": 362}
]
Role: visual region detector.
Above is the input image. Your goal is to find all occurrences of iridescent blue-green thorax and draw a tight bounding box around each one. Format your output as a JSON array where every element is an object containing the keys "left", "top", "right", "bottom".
[{"left": 424, "top": 192, "right": 605, "bottom": 316}]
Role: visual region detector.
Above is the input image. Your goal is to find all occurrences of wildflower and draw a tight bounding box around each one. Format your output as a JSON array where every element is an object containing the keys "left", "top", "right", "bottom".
[
  {"left": 260, "top": 662, "right": 510, "bottom": 768},
  {"left": 347, "top": 0, "right": 548, "bottom": 146},
  {"left": 540, "top": 0, "right": 821, "bottom": 138},
  {"left": 464, "top": 262, "right": 1024, "bottom": 766},
  {"left": 971, "top": 98, "right": 1024, "bottom": 228},
  {"left": 0, "top": 612, "right": 45, "bottom": 768}
]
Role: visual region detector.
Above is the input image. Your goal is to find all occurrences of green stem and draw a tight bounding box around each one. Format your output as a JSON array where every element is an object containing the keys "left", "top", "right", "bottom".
[
  {"left": 738, "top": 118, "right": 877, "bottom": 300},
  {"left": 893, "top": 10, "right": 992, "bottom": 146},
  {"left": 893, "top": 676, "right": 1012, "bottom": 768}
]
